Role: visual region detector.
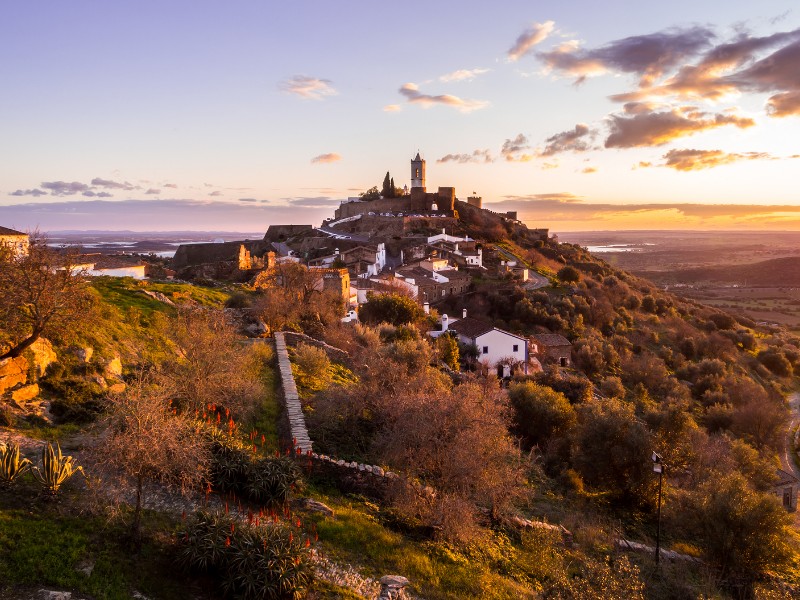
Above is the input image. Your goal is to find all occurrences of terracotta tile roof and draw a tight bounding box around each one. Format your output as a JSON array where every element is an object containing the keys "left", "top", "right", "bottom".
[
  {"left": 448, "top": 317, "right": 494, "bottom": 339},
  {"left": 532, "top": 333, "right": 572, "bottom": 347},
  {"left": 0, "top": 226, "right": 26, "bottom": 236}
]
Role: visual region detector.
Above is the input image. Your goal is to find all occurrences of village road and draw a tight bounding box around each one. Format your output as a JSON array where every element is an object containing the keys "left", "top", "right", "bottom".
[{"left": 782, "top": 392, "right": 800, "bottom": 481}]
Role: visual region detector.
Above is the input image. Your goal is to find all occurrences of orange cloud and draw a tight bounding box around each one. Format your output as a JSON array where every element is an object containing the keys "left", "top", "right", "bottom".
[
  {"left": 398, "top": 83, "right": 488, "bottom": 113},
  {"left": 507, "top": 21, "right": 555, "bottom": 61},
  {"left": 605, "top": 105, "right": 754, "bottom": 148},
  {"left": 311, "top": 153, "right": 342, "bottom": 164},
  {"left": 280, "top": 76, "right": 337, "bottom": 100},
  {"left": 658, "top": 148, "right": 774, "bottom": 171}
]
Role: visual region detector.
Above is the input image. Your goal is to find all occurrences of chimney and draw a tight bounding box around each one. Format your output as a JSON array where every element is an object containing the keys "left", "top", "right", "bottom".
[
  {"left": 441, "top": 314, "right": 449, "bottom": 331},
  {"left": 442, "top": 228, "right": 446, "bottom": 234},
  {"left": 462, "top": 308, "right": 467, "bottom": 318},
  {"left": 423, "top": 302, "right": 430, "bottom": 315}
]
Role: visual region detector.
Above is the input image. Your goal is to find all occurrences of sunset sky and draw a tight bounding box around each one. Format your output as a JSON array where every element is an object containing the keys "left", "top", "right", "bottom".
[{"left": 2, "top": 1, "right": 800, "bottom": 232}]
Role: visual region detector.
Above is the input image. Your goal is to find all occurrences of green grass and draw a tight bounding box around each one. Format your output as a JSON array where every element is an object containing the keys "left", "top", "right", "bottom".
[
  {"left": 0, "top": 507, "right": 204, "bottom": 600},
  {"left": 308, "top": 492, "right": 541, "bottom": 600},
  {"left": 244, "top": 342, "right": 281, "bottom": 454},
  {"left": 91, "top": 277, "right": 232, "bottom": 316}
]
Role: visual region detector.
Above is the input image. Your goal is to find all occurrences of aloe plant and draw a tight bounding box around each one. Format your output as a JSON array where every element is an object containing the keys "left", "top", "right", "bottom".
[
  {"left": 31, "top": 442, "right": 85, "bottom": 496},
  {"left": 0, "top": 442, "right": 32, "bottom": 486}
]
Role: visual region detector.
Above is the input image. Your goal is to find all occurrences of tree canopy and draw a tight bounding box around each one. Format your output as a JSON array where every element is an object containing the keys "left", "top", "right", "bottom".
[{"left": 0, "top": 237, "right": 92, "bottom": 360}]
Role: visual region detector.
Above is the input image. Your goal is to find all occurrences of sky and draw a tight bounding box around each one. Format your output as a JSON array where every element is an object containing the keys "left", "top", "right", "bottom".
[{"left": 2, "top": 0, "right": 800, "bottom": 233}]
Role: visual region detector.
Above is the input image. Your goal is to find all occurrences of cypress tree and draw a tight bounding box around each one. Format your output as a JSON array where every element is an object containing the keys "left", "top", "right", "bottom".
[{"left": 382, "top": 172, "right": 392, "bottom": 198}]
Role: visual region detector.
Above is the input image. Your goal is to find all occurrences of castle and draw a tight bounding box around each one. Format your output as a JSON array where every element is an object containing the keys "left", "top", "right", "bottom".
[{"left": 334, "top": 153, "right": 457, "bottom": 220}]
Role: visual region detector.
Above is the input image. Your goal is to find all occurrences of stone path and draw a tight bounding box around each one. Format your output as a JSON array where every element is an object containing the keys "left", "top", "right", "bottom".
[{"left": 274, "top": 332, "right": 313, "bottom": 453}]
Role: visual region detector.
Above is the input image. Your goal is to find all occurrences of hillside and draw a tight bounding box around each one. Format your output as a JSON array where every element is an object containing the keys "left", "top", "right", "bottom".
[{"left": 2, "top": 229, "right": 800, "bottom": 599}]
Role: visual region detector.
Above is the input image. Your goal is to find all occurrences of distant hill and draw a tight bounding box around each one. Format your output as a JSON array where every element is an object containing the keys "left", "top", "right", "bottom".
[{"left": 637, "top": 256, "right": 800, "bottom": 286}]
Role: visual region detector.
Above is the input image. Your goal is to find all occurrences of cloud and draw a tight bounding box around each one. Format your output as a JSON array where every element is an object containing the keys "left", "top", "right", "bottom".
[
  {"left": 145, "top": 188, "right": 161, "bottom": 195},
  {"left": 0, "top": 199, "right": 335, "bottom": 233},
  {"left": 727, "top": 37, "right": 800, "bottom": 116},
  {"left": 41, "top": 181, "right": 92, "bottom": 196},
  {"left": 164, "top": 183, "right": 178, "bottom": 189},
  {"left": 582, "top": 167, "right": 597, "bottom": 174},
  {"left": 284, "top": 196, "right": 340, "bottom": 208},
  {"left": 10, "top": 188, "right": 47, "bottom": 197},
  {"left": 81, "top": 191, "right": 113, "bottom": 198},
  {"left": 209, "top": 191, "right": 223, "bottom": 197},
  {"left": 383, "top": 104, "right": 402, "bottom": 112},
  {"left": 605, "top": 104, "right": 754, "bottom": 148},
  {"left": 280, "top": 76, "right": 337, "bottom": 100},
  {"left": 437, "top": 149, "right": 494, "bottom": 164},
  {"left": 652, "top": 148, "right": 776, "bottom": 171},
  {"left": 501, "top": 133, "right": 534, "bottom": 162},
  {"left": 488, "top": 194, "right": 800, "bottom": 222},
  {"left": 611, "top": 29, "right": 800, "bottom": 103},
  {"left": 507, "top": 20, "right": 555, "bottom": 61},
  {"left": 311, "top": 152, "right": 342, "bottom": 164},
  {"left": 439, "top": 68, "right": 489, "bottom": 82},
  {"left": 398, "top": 83, "right": 489, "bottom": 113},
  {"left": 538, "top": 26, "right": 715, "bottom": 85},
  {"left": 541, "top": 123, "right": 595, "bottom": 155},
  {"left": 91, "top": 177, "right": 138, "bottom": 190}
]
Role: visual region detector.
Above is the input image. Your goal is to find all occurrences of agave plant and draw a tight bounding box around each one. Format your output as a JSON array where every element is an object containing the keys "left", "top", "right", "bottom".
[
  {"left": 0, "top": 442, "right": 32, "bottom": 487},
  {"left": 31, "top": 442, "right": 85, "bottom": 496}
]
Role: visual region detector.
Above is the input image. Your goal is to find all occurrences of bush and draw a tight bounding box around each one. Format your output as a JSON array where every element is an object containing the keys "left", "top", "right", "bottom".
[
  {"left": 358, "top": 293, "right": 424, "bottom": 326},
  {"left": 210, "top": 435, "right": 302, "bottom": 506},
  {"left": 292, "top": 343, "right": 331, "bottom": 392},
  {"left": 178, "top": 509, "right": 314, "bottom": 600},
  {"left": 557, "top": 266, "right": 580, "bottom": 283},
  {"left": 757, "top": 348, "right": 793, "bottom": 377},
  {"left": 508, "top": 382, "right": 576, "bottom": 450}
]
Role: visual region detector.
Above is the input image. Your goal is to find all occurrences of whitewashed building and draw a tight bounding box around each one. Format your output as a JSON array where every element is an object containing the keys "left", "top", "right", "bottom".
[{"left": 433, "top": 310, "right": 528, "bottom": 377}]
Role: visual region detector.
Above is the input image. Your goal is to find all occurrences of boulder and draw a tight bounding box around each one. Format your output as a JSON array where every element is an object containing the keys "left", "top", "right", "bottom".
[
  {"left": 107, "top": 382, "right": 127, "bottom": 395},
  {"left": 11, "top": 383, "right": 39, "bottom": 404},
  {"left": 72, "top": 346, "right": 93, "bottom": 363},
  {"left": 103, "top": 355, "right": 123, "bottom": 378},
  {"left": 0, "top": 356, "right": 29, "bottom": 395},
  {"left": 29, "top": 338, "right": 57, "bottom": 377},
  {"left": 294, "top": 497, "right": 334, "bottom": 517}
]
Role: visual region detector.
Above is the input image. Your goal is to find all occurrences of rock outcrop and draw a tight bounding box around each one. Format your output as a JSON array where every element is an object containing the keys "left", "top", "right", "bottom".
[{"left": 0, "top": 356, "right": 29, "bottom": 396}]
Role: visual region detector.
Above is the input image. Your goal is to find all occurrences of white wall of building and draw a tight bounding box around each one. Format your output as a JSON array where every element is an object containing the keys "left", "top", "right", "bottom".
[{"left": 458, "top": 329, "right": 527, "bottom": 375}]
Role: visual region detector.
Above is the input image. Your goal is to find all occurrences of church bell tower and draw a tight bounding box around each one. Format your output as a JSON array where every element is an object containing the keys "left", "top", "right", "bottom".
[{"left": 410, "top": 152, "right": 426, "bottom": 191}]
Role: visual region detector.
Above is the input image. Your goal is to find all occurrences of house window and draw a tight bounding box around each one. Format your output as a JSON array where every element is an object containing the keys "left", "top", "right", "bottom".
[
  {"left": 513, "top": 344, "right": 519, "bottom": 352},
  {"left": 441, "top": 290, "right": 446, "bottom": 297},
  {"left": 482, "top": 346, "right": 489, "bottom": 354}
]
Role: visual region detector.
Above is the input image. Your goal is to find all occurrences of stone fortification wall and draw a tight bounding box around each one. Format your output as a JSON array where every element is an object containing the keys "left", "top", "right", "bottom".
[
  {"left": 334, "top": 189, "right": 456, "bottom": 221},
  {"left": 264, "top": 225, "right": 313, "bottom": 242},
  {"left": 172, "top": 240, "right": 268, "bottom": 269}
]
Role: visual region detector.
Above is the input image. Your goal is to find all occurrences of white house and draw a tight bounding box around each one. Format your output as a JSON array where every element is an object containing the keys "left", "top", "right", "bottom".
[
  {"left": 434, "top": 310, "right": 528, "bottom": 377},
  {"left": 0, "top": 226, "right": 29, "bottom": 257}
]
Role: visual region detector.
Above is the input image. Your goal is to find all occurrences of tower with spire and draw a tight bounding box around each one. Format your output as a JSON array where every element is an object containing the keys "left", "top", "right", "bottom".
[{"left": 411, "top": 152, "right": 426, "bottom": 191}]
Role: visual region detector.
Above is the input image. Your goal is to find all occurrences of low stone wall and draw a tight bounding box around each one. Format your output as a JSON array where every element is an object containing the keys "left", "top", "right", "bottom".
[
  {"left": 274, "top": 332, "right": 312, "bottom": 453},
  {"left": 273, "top": 332, "right": 397, "bottom": 492},
  {"left": 282, "top": 332, "right": 350, "bottom": 363}
]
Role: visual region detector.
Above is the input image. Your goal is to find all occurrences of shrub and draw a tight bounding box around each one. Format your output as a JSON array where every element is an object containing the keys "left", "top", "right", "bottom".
[
  {"left": 292, "top": 343, "right": 331, "bottom": 392},
  {"left": 0, "top": 442, "right": 32, "bottom": 487},
  {"left": 209, "top": 435, "right": 302, "bottom": 506},
  {"left": 557, "top": 266, "right": 580, "bottom": 283},
  {"left": 508, "top": 382, "right": 576, "bottom": 450},
  {"left": 31, "top": 442, "right": 85, "bottom": 496},
  {"left": 757, "top": 348, "right": 793, "bottom": 377},
  {"left": 358, "top": 293, "right": 424, "bottom": 326},
  {"left": 178, "top": 509, "right": 314, "bottom": 600}
]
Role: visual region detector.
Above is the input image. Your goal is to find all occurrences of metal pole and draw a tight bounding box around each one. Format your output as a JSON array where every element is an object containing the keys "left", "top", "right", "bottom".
[{"left": 655, "top": 467, "right": 662, "bottom": 565}]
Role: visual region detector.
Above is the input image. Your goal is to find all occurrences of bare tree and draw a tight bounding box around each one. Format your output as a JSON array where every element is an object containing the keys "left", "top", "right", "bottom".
[
  {"left": 93, "top": 370, "right": 210, "bottom": 547},
  {"left": 0, "top": 235, "right": 92, "bottom": 360},
  {"left": 162, "top": 307, "right": 264, "bottom": 420}
]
